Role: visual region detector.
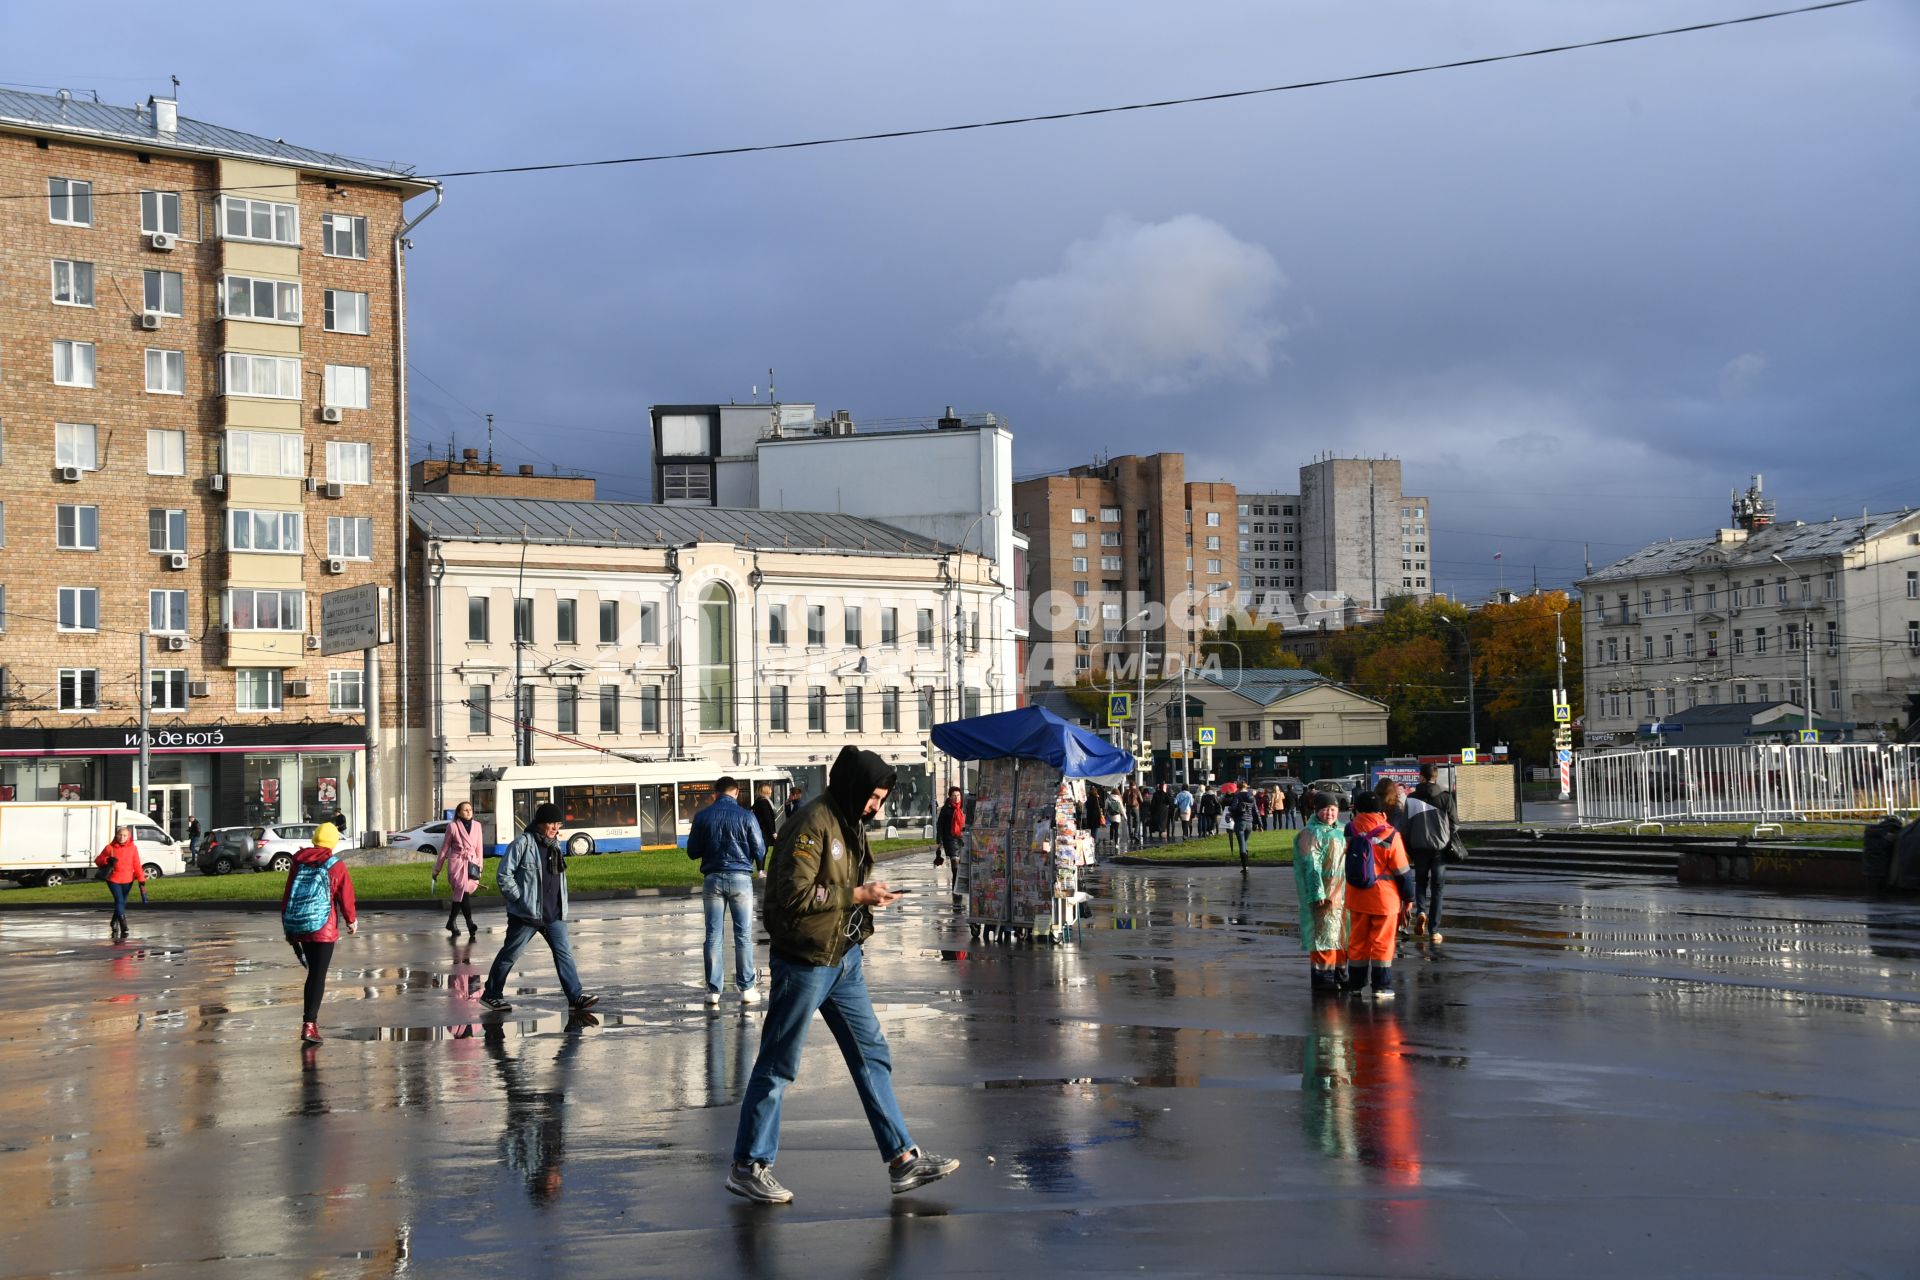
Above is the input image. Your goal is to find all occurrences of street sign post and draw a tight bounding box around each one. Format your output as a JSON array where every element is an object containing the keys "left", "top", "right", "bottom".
[
  {"left": 320, "top": 584, "right": 391, "bottom": 846},
  {"left": 1107, "top": 692, "right": 1132, "bottom": 722}
]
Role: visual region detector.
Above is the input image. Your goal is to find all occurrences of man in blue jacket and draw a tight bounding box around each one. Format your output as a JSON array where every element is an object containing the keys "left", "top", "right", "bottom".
[
  {"left": 479, "top": 802, "right": 598, "bottom": 1014},
  {"left": 688, "top": 776, "right": 767, "bottom": 1007}
]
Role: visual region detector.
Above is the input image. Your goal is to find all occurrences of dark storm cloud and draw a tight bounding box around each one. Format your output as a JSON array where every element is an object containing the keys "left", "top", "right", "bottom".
[{"left": 7, "top": 0, "right": 1912, "bottom": 591}]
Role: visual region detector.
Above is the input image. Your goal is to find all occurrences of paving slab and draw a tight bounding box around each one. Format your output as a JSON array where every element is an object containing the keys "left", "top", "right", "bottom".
[{"left": 0, "top": 859, "right": 1915, "bottom": 1278}]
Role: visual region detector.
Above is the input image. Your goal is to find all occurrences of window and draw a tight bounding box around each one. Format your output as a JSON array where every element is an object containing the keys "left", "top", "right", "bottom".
[
  {"left": 55, "top": 422, "right": 98, "bottom": 471},
  {"left": 146, "top": 428, "right": 186, "bottom": 475},
  {"left": 1734, "top": 682, "right": 1748, "bottom": 702},
  {"left": 136, "top": 278, "right": 186, "bottom": 338},
  {"left": 969, "top": 611, "right": 981, "bottom": 651},
  {"left": 221, "top": 196, "right": 297, "bottom": 245},
  {"left": 237, "top": 668, "right": 283, "bottom": 712},
  {"left": 51, "top": 259, "right": 94, "bottom": 306},
  {"left": 1909, "top": 572, "right": 1918, "bottom": 601},
  {"left": 516, "top": 685, "right": 534, "bottom": 733},
  {"left": 1229, "top": 721, "right": 1242, "bottom": 742},
  {"left": 1205, "top": 536, "right": 1221, "bottom": 551},
  {"left": 1775, "top": 579, "right": 1788, "bottom": 604},
  {"left": 844, "top": 688, "right": 864, "bottom": 732},
  {"left": 466, "top": 681, "right": 512, "bottom": 737},
  {"left": 696, "top": 582, "right": 734, "bottom": 731},
  {"left": 323, "top": 365, "right": 370, "bottom": 409},
  {"left": 1071, "top": 557, "right": 1088, "bottom": 572},
  {"left": 322, "top": 212, "right": 368, "bottom": 259},
  {"left": 323, "top": 289, "right": 369, "bottom": 334},
  {"left": 1071, "top": 533, "right": 1088, "bottom": 549},
  {"left": 1684, "top": 633, "right": 1696, "bottom": 658},
  {"left": 140, "top": 190, "right": 180, "bottom": 236},
  {"left": 222, "top": 275, "right": 301, "bottom": 322},
  {"left": 556, "top": 597, "right": 577, "bottom": 644},
  {"left": 1827, "top": 620, "right": 1839, "bottom": 652},
  {"left": 1824, "top": 571, "right": 1837, "bottom": 600},
  {"left": 1070, "top": 508, "right": 1087, "bottom": 523},
  {"left": 227, "top": 429, "right": 302, "bottom": 478},
  {"left": 1206, "top": 512, "right": 1221, "bottom": 527},
  {"left": 514, "top": 597, "right": 533, "bottom": 642},
  {"left": 881, "top": 608, "right": 898, "bottom": 645},
  {"left": 1682, "top": 586, "right": 1694, "bottom": 612},
  {"left": 468, "top": 595, "right": 490, "bottom": 642},
  {"left": 1642, "top": 636, "right": 1653, "bottom": 660},
  {"left": 881, "top": 688, "right": 900, "bottom": 731},
  {"left": 807, "top": 685, "right": 827, "bottom": 732},
  {"left": 59, "top": 586, "right": 99, "bottom": 631},
  {"left": 1100, "top": 531, "right": 1121, "bottom": 547},
  {"left": 767, "top": 604, "right": 787, "bottom": 645},
  {"left": 555, "top": 686, "right": 578, "bottom": 734},
  {"left": 150, "top": 669, "right": 188, "bottom": 712},
  {"left": 1787, "top": 623, "right": 1800, "bottom": 652},
  {"left": 807, "top": 605, "right": 826, "bottom": 647},
  {"left": 229, "top": 509, "right": 302, "bottom": 553},
  {"left": 598, "top": 599, "right": 618, "bottom": 644},
  {"left": 769, "top": 686, "right": 789, "bottom": 732},
  {"left": 640, "top": 601, "right": 659, "bottom": 645},
  {"left": 59, "top": 668, "right": 99, "bottom": 711},
  {"left": 1661, "top": 589, "right": 1672, "bottom": 613},
  {"left": 327, "top": 516, "right": 373, "bottom": 559},
  {"left": 1664, "top": 634, "right": 1675, "bottom": 658},
  {"left": 49, "top": 178, "right": 91, "bottom": 226},
  {"left": 598, "top": 684, "right": 620, "bottom": 733},
  {"left": 148, "top": 508, "right": 186, "bottom": 553},
  {"left": 844, "top": 606, "right": 863, "bottom": 647},
  {"left": 54, "top": 340, "right": 95, "bottom": 387},
  {"left": 1101, "top": 557, "right": 1123, "bottom": 571},
  {"left": 1911, "top": 621, "right": 1920, "bottom": 652},
  {"left": 227, "top": 588, "right": 305, "bottom": 631},
  {"left": 1829, "top": 680, "right": 1841, "bottom": 711},
  {"left": 963, "top": 688, "right": 982, "bottom": 718},
  {"left": 325, "top": 441, "right": 371, "bottom": 485},
  {"left": 57, "top": 504, "right": 100, "bottom": 550},
  {"left": 640, "top": 685, "right": 662, "bottom": 733},
  {"left": 1756, "top": 626, "right": 1768, "bottom": 655},
  {"left": 1733, "top": 629, "right": 1744, "bottom": 656},
  {"left": 148, "top": 589, "right": 187, "bottom": 633},
  {"left": 917, "top": 608, "right": 934, "bottom": 646},
  {"left": 145, "top": 348, "right": 184, "bottom": 394},
  {"left": 660, "top": 463, "right": 711, "bottom": 502},
  {"left": 328, "top": 669, "right": 365, "bottom": 713},
  {"left": 1100, "top": 507, "right": 1121, "bottom": 522},
  {"left": 223, "top": 353, "right": 301, "bottom": 398},
  {"left": 1207, "top": 559, "right": 1221, "bottom": 574}
]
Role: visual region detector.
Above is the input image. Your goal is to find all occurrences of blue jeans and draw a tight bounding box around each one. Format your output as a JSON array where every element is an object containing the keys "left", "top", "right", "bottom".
[
  {"left": 482, "top": 917, "right": 583, "bottom": 1003},
  {"left": 1231, "top": 825, "right": 1249, "bottom": 860},
  {"left": 1412, "top": 851, "right": 1446, "bottom": 932},
  {"left": 703, "top": 872, "right": 758, "bottom": 994},
  {"left": 733, "top": 946, "right": 914, "bottom": 1167},
  {"left": 108, "top": 880, "right": 130, "bottom": 924}
]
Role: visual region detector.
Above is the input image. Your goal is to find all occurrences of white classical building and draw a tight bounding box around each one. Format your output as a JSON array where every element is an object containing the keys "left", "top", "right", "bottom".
[
  {"left": 1577, "top": 483, "right": 1920, "bottom": 744},
  {"left": 407, "top": 493, "right": 1001, "bottom": 823}
]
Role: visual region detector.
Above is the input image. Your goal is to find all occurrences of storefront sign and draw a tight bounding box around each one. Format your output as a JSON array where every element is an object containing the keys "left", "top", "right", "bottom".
[{"left": 0, "top": 723, "right": 365, "bottom": 757}]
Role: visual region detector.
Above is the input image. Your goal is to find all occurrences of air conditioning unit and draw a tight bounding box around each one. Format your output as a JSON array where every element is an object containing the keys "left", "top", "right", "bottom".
[
  {"left": 148, "top": 231, "right": 177, "bottom": 251},
  {"left": 166, "top": 552, "right": 189, "bottom": 570},
  {"left": 305, "top": 634, "right": 321, "bottom": 651},
  {"left": 324, "top": 482, "right": 345, "bottom": 499},
  {"left": 209, "top": 474, "right": 226, "bottom": 493},
  {"left": 319, "top": 405, "right": 343, "bottom": 423},
  {"left": 139, "top": 311, "right": 162, "bottom": 331},
  {"left": 57, "top": 465, "right": 81, "bottom": 483},
  {"left": 287, "top": 679, "right": 311, "bottom": 698},
  {"left": 304, "top": 476, "right": 318, "bottom": 493},
  {"left": 325, "top": 557, "right": 346, "bottom": 575},
  {"left": 188, "top": 680, "right": 211, "bottom": 698},
  {"left": 163, "top": 635, "right": 187, "bottom": 652}
]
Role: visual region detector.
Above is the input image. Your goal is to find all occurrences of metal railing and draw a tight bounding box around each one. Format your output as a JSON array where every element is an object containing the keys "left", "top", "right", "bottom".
[{"left": 1574, "top": 743, "right": 1920, "bottom": 830}]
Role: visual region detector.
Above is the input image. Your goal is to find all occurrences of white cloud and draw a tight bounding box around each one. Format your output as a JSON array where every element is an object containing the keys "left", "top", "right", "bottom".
[
  {"left": 979, "top": 215, "right": 1289, "bottom": 394},
  {"left": 1719, "top": 352, "right": 1767, "bottom": 398}
]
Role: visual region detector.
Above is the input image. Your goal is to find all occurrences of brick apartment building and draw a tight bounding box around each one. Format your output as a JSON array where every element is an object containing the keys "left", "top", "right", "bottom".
[
  {"left": 1013, "top": 453, "right": 1237, "bottom": 685},
  {"left": 0, "top": 88, "right": 438, "bottom": 837}
]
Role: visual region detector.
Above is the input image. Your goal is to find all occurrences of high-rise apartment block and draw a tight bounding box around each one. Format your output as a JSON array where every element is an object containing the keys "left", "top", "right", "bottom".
[{"left": 0, "top": 88, "right": 437, "bottom": 836}]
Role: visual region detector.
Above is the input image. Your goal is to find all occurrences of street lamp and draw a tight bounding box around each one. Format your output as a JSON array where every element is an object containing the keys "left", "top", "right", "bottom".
[
  {"left": 946, "top": 507, "right": 1001, "bottom": 795},
  {"left": 1438, "top": 614, "right": 1477, "bottom": 750},
  {"left": 1769, "top": 553, "right": 1816, "bottom": 733}
]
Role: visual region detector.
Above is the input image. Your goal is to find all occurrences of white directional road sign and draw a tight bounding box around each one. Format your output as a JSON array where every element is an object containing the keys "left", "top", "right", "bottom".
[{"left": 321, "top": 584, "right": 386, "bottom": 655}]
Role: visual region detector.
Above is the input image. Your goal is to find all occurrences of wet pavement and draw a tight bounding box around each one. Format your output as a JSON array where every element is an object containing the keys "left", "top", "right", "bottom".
[{"left": 1, "top": 861, "right": 1916, "bottom": 1279}]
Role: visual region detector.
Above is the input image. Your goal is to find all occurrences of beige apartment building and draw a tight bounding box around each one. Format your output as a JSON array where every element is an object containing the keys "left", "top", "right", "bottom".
[
  {"left": 0, "top": 88, "right": 438, "bottom": 836},
  {"left": 408, "top": 493, "right": 1002, "bottom": 826}
]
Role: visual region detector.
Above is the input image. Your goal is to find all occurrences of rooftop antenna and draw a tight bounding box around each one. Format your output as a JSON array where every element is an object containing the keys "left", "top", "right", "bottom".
[
  {"left": 768, "top": 368, "right": 776, "bottom": 406},
  {"left": 170, "top": 74, "right": 179, "bottom": 98},
  {"left": 485, "top": 413, "right": 494, "bottom": 467}
]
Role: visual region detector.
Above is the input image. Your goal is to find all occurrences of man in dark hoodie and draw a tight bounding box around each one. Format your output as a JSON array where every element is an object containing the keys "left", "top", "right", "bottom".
[{"left": 727, "top": 745, "right": 960, "bottom": 1205}]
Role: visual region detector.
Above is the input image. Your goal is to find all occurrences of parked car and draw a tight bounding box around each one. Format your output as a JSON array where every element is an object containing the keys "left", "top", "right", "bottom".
[
  {"left": 249, "top": 823, "right": 358, "bottom": 872},
  {"left": 194, "top": 826, "right": 257, "bottom": 876},
  {"left": 388, "top": 820, "right": 449, "bottom": 856}
]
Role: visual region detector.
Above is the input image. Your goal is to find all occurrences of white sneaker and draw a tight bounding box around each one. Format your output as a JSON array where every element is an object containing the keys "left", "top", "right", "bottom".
[
  {"left": 741, "top": 986, "right": 761, "bottom": 1005},
  {"left": 706, "top": 991, "right": 721, "bottom": 1007}
]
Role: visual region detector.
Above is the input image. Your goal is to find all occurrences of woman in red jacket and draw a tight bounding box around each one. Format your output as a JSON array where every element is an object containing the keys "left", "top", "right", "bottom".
[
  {"left": 281, "top": 822, "right": 358, "bottom": 1045},
  {"left": 94, "top": 826, "right": 146, "bottom": 939}
]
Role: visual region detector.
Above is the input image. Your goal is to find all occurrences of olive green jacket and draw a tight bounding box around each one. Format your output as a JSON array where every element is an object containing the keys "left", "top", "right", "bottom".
[{"left": 764, "top": 795, "right": 873, "bottom": 967}]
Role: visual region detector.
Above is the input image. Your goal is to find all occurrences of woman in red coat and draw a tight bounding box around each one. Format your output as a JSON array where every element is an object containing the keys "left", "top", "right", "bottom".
[
  {"left": 94, "top": 826, "right": 146, "bottom": 939},
  {"left": 281, "top": 823, "right": 358, "bottom": 1045}
]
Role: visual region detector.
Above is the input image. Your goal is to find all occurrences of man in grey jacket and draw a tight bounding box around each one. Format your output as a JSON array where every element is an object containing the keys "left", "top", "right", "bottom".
[{"left": 479, "top": 802, "right": 598, "bottom": 1013}]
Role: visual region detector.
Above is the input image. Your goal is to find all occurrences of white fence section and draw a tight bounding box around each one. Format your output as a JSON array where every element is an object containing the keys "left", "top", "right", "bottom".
[{"left": 1574, "top": 743, "right": 1920, "bottom": 828}]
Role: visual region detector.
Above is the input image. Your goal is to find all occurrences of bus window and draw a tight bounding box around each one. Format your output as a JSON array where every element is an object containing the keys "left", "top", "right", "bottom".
[
  {"left": 471, "top": 784, "right": 496, "bottom": 821},
  {"left": 555, "top": 783, "right": 638, "bottom": 828},
  {"left": 512, "top": 787, "right": 552, "bottom": 833},
  {"left": 677, "top": 779, "right": 715, "bottom": 825}
]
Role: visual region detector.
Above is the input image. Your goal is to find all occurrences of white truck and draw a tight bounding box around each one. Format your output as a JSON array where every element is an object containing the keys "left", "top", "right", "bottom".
[{"left": 0, "top": 803, "right": 186, "bottom": 888}]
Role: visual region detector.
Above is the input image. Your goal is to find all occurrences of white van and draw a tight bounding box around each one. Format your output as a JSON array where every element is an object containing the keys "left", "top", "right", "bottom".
[{"left": 0, "top": 803, "right": 186, "bottom": 888}]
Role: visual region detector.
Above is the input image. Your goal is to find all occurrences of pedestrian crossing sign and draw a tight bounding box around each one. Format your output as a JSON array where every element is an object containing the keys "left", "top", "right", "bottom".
[
  {"left": 1107, "top": 692, "right": 1132, "bottom": 722},
  {"left": 1799, "top": 728, "right": 1819, "bottom": 743},
  {"left": 1195, "top": 726, "right": 1216, "bottom": 746},
  {"left": 1460, "top": 748, "right": 1478, "bottom": 764},
  {"left": 1553, "top": 704, "right": 1571, "bottom": 724}
]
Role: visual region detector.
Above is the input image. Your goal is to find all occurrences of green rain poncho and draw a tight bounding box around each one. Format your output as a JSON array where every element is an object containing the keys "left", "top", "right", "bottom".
[{"left": 1293, "top": 816, "right": 1347, "bottom": 953}]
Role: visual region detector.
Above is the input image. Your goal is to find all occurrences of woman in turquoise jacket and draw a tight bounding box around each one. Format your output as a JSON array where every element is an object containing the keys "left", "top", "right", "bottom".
[{"left": 1293, "top": 794, "right": 1347, "bottom": 992}]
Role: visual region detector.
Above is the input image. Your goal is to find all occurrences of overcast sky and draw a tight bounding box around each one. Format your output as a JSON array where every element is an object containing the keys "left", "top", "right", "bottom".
[{"left": 6, "top": 0, "right": 1914, "bottom": 597}]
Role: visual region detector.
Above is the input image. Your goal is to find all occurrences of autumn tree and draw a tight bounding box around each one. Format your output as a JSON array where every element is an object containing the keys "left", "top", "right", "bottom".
[{"left": 1471, "top": 591, "right": 1582, "bottom": 762}]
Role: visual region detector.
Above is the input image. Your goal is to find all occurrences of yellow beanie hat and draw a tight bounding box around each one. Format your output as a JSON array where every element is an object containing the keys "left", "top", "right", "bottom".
[{"left": 312, "top": 822, "right": 342, "bottom": 849}]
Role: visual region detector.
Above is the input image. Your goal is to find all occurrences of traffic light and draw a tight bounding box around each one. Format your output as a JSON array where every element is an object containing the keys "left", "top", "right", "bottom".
[{"left": 924, "top": 740, "right": 938, "bottom": 773}]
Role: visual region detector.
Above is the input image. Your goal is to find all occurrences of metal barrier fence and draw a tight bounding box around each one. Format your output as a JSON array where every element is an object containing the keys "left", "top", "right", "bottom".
[{"left": 1574, "top": 743, "right": 1920, "bottom": 828}]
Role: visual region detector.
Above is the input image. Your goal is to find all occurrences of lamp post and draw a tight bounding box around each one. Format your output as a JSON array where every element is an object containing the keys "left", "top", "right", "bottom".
[
  {"left": 1440, "top": 614, "right": 1477, "bottom": 751},
  {"left": 947, "top": 507, "right": 1000, "bottom": 797},
  {"left": 1770, "top": 554, "right": 1816, "bottom": 734}
]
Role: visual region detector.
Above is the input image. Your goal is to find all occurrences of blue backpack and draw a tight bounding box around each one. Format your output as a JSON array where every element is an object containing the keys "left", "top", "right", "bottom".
[
  {"left": 282, "top": 855, "right": 338, "bottom": 936},
  {"left": 1344, "top": 824, "right": 1390, "bottom": 889}
]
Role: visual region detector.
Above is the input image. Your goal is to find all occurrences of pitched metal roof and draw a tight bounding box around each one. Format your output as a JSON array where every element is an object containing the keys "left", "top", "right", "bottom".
[
  {"left": 1195, "top": 666, "right": 1342, "bottom": 706},
  {"left": 1580, "top": 510, "right": 1920, "bottom": 586},
  {"left": 410, "top": 493, "right": 948, "bottom": 555},
  {"left": 0, "top": 87, "right": 420, "bottom": 184}
]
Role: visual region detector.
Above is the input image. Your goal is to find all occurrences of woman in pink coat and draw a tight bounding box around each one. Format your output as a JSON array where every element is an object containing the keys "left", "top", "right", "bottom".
[{"left": 433, "top": 800, "right": 487, "bottom": 939}]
